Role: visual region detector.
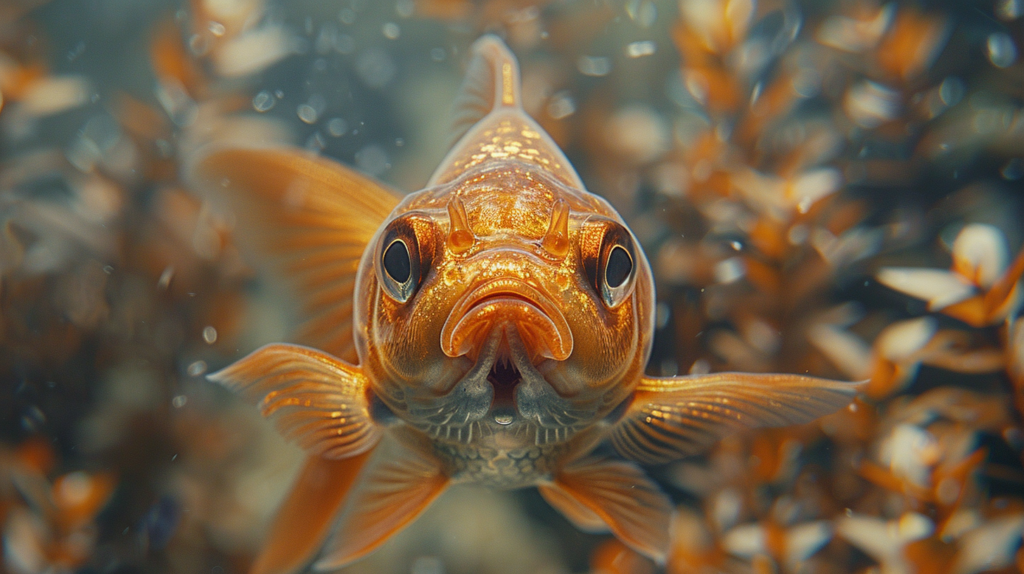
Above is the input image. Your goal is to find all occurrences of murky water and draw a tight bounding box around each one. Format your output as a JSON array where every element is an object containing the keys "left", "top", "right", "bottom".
[{"left": 2, "top": 1, "right": 1023, "bottom": 573}]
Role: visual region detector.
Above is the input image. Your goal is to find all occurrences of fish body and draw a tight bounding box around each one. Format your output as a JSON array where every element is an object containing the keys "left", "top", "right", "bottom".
[{"left": 193, "top": 36, "right": 859, "bottom": 573}]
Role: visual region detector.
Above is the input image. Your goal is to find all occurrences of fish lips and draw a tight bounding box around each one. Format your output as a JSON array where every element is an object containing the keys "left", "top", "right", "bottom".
[{"left": 440, "top": 278, "right": 573, "bottom": 363}]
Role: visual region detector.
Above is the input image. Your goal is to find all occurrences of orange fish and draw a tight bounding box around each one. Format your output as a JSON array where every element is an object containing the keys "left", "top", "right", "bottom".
[{"left": 191, "top": 36, "right": 859, "bottom": 573}]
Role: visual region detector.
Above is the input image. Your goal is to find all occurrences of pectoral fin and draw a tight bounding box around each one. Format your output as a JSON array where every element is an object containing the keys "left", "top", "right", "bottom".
[
  {"left": 250, "top": 452, "right": 371, "bottom": 574},
  {"left": 209, "top": 343, "right": 381, "bottom": 459},
  {"left": 314, "top": 436, "right": 450, "bottom": 570},
  {"left": 190, "top": 147, "right": 399, "bottom": 362},
  {"left": 611, "top": 373, "right": 862, "bottom": 465},
  {"left": 541, "top": 458, "right": 672, "bottom": 564}
]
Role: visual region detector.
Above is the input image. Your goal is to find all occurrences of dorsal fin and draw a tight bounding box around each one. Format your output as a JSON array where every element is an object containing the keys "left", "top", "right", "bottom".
[
  {"left": 430, "top": 37, "right": 584, "bottom": 189},
  {"left": 448, "top": 35, "right": 522, "bottom": 146}
]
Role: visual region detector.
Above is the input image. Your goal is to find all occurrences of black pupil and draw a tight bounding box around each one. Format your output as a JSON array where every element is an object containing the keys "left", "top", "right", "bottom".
[
  {"left": 605, "top": 245, "right": 632, "bottom": 288},
  {"left": 383, "top": 240, "right": 411, "bottom": 283}
]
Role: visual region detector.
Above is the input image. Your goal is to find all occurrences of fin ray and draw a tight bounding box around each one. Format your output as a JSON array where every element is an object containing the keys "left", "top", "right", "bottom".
[
  {"left": 315, "top": 438, "right": 449, "bottom": 569},
  {"left": 537, "top": 484, "right": 609, "bottom": 533},
  {"left": 249, "top": 452, "right": 372, "bottom": 574},
  {"left": 448, "top": 35, "right": 522, "bottom": 146},
  {"left": 611, "top": 374, "right": 862, "bottom": 464},
  {"left": 190, "top": 147, "right": 399, "bottom": 361},
  {"left": 208, "top": 343, "right": 381, "bottom": 459},
  {"left": 546, "top": 458, "right": 671, "bottom": 563}
]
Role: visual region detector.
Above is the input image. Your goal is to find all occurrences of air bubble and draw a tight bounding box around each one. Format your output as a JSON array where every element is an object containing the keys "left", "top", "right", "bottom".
[
  {"left": 252, "top": 91, "right": 275, "bottom": 112},
  {"left": 297, "top": 104, "right": 319, "bottom": 124},
  {"left": 172, "top": 395, "right": 188, "bottom": 408},
  {"left": 187, "top": 361, "right": 207, "bottom": 376},
  {"left": 327, "top": 117, "right": 348, "bottom": 136},
  {"left": 202, "top": 326, "right": 218, "bottom": 344},
  {"left": 625, "top": 41, "right": 656, "bottom": 58},
  {"left": 987, "top": 33, "right": 1017, "bottom": 68}
]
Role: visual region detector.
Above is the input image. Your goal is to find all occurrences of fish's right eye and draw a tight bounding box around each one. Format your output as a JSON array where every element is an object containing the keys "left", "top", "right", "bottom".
[{"left": 377, "top": 215, "right": 434, "bottom": 304}]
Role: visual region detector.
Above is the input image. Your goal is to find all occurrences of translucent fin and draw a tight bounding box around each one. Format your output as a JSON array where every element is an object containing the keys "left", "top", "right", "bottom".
[
  {"left": 314, "top": 437, "right": 449, "bottom": 570},
  {"left": 250, "top": 452, "right": 372, "bottom": 574},
  {"left": 429, "top": 37, "right": 584, "bottom": 189},
  {"left": 448, "top": 34, "right": 522, "bottom": 145},
  {"left": 537, "top": 484, "right": 609, "bottom": 533},
  {"left": 190, "top": 146, "right": 400, "bottom": 362},
  {"left": 208, "top": 343, "right": 380, "bottom": 459},
  {"left": 544, "top": 458, "right": 672, "bottom": 563},
  {"left": 611, "top": 374, "right": 862, "bottom": 465}
]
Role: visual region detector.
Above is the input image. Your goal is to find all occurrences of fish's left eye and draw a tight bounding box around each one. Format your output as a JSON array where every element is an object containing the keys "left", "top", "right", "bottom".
[
  {"left": 376, "top": 215, "right": 434, "bottom": 303},
  {"left": 580, "top": 220, "right": 638, "bottom": 309}
]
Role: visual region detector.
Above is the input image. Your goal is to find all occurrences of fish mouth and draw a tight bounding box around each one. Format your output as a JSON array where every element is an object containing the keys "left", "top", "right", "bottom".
[
  {"left": 441, "top": 278, "right": 573, "bottom": 363},
  {"left": 439, "top": 278, "right": 573, "bottom": 427}
]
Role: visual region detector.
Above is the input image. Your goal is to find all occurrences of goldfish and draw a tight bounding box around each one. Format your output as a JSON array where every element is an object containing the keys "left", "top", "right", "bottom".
[{"left": 190, "top": 36, "right": 859, "bottom": 573}]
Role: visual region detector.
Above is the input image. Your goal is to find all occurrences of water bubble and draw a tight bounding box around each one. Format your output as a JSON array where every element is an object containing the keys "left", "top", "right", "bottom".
[
  {"left": 546, "top": 91, "right": 575, "bottom": 120},
  {"left": 987, "top": 33, "right": 1017, "bottom": 68},
  {"left": 202, "top": 326, "right": 218, "bottom": 344},
  {"left": 171, "top": 395, "right": 188, "bottom": 408},
  {"left": 208, "top": 21, "right": 226, "bottom": 37},
  {"left": 938, "top": 77, "right": 964, "bottom": 107},
  {"left": 355, "top": 145, "right": 390, "bottom": 176},
  {"left": 297, "top": 104, "right": 318, "bottom": 124},
  {"left": 356, "top": 47, "right": 396, "bottom": 89},
  {"left": 252, "top": 90, "right": 275, "bottom": 112},
  {"left": 338, "top": 8, "right": 356, "bottom": 24},
  {"left": 382, "top": 22, "right": 400, "bottom": 40},
  {"left": 625, "top": 41, "right": 656, "bottom": 58},
  {"left": 327, "top": 117, "right": 348, "bottom": 136},
  {"left": 997, "top": 0, "right": 1022, "bottom": 20},
  {"left": 493, "top": 407, "right": 515, "bottom": 426},
  {"left": 430, "top": 47, "right": 446, "bottom": 61},
  {"left": 625, "top": 0, "right": 657, "bottom": 27},
  {"left": 187, "top": 360, "right": 207, "bottom": 376},
  {"left": 577, "top": 55, "right": 611, "bottom": 77}
]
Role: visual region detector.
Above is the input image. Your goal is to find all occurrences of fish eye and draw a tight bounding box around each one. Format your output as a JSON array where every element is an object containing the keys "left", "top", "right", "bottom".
[
  {"left": 383, "top": 239, "right": 411, "bottom": 284},
  {"left": 580, "top": 220, "right": 638, "bottom": 309},
  {"left": 377, "top": 215, "right": 434, "bottom": 304},
  {"left": 605, "top": 245, "right": 633, "bottom": 289}
]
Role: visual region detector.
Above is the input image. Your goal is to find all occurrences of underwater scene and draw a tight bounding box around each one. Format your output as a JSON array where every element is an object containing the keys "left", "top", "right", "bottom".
[{"left": 2, "top": 0, "right": 1024, "bottom": 573}]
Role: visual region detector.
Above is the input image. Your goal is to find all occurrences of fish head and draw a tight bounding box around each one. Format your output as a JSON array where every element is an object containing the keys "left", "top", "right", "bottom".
[{"left": 355, "top": 160, "right": 655, "bottom": 442}]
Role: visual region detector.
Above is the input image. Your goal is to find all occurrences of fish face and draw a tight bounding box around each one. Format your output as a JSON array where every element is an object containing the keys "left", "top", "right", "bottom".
[{"left": 355, "top": 165, "right": 655, "bottom": 446}]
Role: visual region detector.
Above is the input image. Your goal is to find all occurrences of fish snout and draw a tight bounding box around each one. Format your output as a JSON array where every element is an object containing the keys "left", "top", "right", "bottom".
[{"left": 440, "top": 278, "right": 572, "bottom": 363}]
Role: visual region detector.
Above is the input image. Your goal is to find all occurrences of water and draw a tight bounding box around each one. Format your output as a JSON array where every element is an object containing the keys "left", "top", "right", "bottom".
[{"left": 1, "top": 1, "right": 1023, "bottom": 573}]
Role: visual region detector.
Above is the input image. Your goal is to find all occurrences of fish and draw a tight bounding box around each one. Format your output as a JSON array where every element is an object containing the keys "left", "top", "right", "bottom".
[{"left": 189, "top": 35, "right": 860, "bottom": 573}]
